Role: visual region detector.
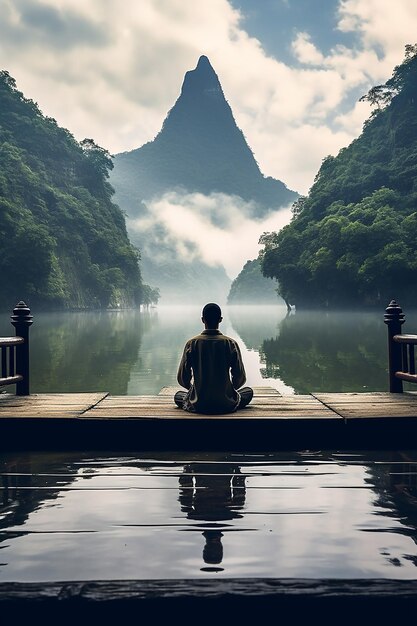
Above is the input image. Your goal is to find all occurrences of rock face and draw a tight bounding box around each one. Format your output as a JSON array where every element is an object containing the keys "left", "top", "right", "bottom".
[{"left": 111, "top": 56, "right": 297, "bottom": 302}]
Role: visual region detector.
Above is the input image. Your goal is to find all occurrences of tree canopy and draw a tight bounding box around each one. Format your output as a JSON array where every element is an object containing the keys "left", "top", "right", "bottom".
[
  {"left": 0, "top": 71, "right": 146, "bottom": 310},
  {"left": 260, "top": 45, "right": 417, "bottom": 308}
]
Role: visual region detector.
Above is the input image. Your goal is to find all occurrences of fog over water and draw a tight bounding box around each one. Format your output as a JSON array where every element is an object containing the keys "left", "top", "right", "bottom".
[{"left": 2, "top": 304, "right": 415, "bottom": 396}]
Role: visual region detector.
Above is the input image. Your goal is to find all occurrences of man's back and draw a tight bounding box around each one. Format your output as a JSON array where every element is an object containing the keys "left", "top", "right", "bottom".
[{"left": 177, "top": 329, "right": 246, "bottom": 414}]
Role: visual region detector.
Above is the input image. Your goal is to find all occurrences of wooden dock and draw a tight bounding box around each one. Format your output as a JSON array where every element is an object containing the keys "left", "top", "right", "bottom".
[{"left": 1, "top": 386, "right": 417, "bottom": 451}]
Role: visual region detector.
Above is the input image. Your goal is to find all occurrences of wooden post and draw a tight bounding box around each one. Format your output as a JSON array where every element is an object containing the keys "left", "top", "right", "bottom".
[
  {"left": 384, "top": 300, "right": 405, "bottom": 393},
  {"left": 10, "top": 301, "right": 33, "bottom": 396}
]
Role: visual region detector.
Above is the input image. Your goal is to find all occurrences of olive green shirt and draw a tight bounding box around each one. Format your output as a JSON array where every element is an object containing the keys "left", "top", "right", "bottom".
[{"left": 177, "top": 329, "right": 246, "bottom": 414}]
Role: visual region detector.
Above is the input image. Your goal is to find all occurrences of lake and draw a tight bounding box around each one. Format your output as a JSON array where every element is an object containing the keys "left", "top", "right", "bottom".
[
  {"left": 1, "top": 304, "right": 417, "bottom": 395},
  {"left": 1, "top": 450, "right": 417, "bottom": 582},
  {"left": 1, "top": 305, "right": 417, "bottom": 585}
]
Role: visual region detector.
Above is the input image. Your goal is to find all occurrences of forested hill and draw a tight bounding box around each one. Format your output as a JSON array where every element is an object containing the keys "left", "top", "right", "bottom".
[
  {"left": 261, "top": 45, "right": 417, "bottom": 309},
  {"left": 0, "top": 71, "right": 144, "bottom": 311},
  {"left": 227, "top": 259, "right": 280, "bottom": 305}
]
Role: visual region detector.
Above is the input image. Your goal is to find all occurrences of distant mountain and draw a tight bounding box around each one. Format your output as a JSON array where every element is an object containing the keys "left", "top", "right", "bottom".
[
  {"left": 111, "top": 56, "right": 297, "bottom": 302},
  {"left": 112, "top": 55, "right": 296, "bottom": 215},
  {"left": 228, "top": 258, "right": 281, "bottom": 304},
  {"left": 0, "top": 70, "right": 144, "bottom": 310},
  {"left": 261, "top": 45, "right": 417, "bottom": 308}
]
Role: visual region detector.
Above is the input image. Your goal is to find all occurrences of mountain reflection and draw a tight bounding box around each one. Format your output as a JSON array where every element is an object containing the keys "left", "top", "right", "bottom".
[
  {"left": 259, "top": 310, "right": 393, "bottom": 393},
  {"left": 178, "top": 463, "right": 246, "bottom": 571},
  {"left": 24, "top": 310, "right": 151, "bottom": 394}
]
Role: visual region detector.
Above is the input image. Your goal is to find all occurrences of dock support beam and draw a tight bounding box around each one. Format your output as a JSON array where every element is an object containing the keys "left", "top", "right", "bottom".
[
  {"left": 11, "top": 301, "right": 33, "bottom": 396},
  {"left": 384, "top": 300, "right": 405, "bottom": 393}
]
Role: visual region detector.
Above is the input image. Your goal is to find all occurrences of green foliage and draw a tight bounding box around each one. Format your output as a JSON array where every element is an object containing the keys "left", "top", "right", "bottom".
[
  {"left": 141, "top": 284, "right": 161, "bottom": 307},
  {"left": 261, "top": 45, "right": 417, "bottom": 308},
  {"left": 0, "top": 71, "right": 145, "bottom": 310},
  {"left": 227, "top": 258, "right": 280, "bottom": 304}
]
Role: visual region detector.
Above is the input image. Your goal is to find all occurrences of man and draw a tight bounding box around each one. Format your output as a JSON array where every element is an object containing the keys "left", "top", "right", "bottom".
[{"left": 174, "top": 303, "right": 253, "bottom": 414}]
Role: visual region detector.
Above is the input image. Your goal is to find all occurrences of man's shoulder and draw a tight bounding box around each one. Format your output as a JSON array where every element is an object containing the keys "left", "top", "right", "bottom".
[
  {"left": 185, "top": 332, "right": 239, "bottom": 346},
  {"left": 184, "top": 333, "right": 206, "bottom": 346},
  {"left": 219, "top": 333, "right": 238, "bottom": 344}
]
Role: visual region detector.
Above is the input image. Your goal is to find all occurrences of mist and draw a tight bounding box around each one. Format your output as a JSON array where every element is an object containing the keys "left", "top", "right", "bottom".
[{"left": 128, "top": 191, "right": 293, "bottom": 280}]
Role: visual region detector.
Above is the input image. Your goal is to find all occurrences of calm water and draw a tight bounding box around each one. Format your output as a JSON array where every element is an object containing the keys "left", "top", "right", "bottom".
[
  {"left": 2, "top": 306, "right": 417, "bottom": 582},
  {"left": 1, "top": 450, "right": 417, "bottom": 581},
  {"left": 1, "top": 304, "right": 417, "bottom": 395}
]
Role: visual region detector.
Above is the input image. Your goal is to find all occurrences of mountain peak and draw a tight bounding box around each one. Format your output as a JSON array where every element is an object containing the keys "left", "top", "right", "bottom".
[
  {"left": 181, "top": 55, "right": 222, "bottom": 97},
  {"left": 196, "top": 55, "right": 212, "bottom": 70},
  {"left": 113, "top": 56, "right": 297, "bottom": 216}
]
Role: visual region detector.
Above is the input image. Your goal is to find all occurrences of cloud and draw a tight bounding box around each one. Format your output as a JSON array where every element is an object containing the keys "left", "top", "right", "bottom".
[
  {"left": 128, "top": 191, "right": 293, "bottom": 279},
  {"left": 0, "top": 0, "right": 416, "bottom": 195},
  {"left": 292, "top": 33, "right": 325, "bottom": 66}
]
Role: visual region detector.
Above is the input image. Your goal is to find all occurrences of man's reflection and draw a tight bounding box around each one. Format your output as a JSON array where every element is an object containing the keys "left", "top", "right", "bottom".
[{"left": 178, "top": 463, "right": 246, "bottom": 571}]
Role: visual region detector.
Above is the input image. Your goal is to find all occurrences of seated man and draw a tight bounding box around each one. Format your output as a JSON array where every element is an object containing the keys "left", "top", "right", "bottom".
[{"left": 174, "top": 303, "right": 253, "bottom": 414}]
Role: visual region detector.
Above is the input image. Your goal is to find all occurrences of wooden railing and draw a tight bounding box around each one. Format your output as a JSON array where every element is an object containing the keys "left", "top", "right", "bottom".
[
  {"left": 0, "top": 337, "right": 24, "bottom": 388},
  {"left": 0, "top": 301, "right": 33, "bottom": 396},
  {"left": 385, "top": 300, "right": 417, "bottom": 393}
]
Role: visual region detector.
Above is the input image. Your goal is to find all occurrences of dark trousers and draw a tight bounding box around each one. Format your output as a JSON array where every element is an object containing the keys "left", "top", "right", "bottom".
[{"left": 174, "top": 387, "right": 253, "bottom": 411}]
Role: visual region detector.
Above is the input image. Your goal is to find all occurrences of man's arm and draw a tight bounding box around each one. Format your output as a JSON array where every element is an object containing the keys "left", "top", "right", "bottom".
[
  {"left": 177, "top": 342, "right": 192, "bottom": 389},
  {"left": 230, "top": 341, "right": 246, "bottom": 389}
]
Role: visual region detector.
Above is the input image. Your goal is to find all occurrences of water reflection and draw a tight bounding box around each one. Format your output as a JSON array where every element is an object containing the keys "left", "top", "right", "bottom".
[
  {"left": 2, "top": 451, "right": 417, "bottom": 580},
  {"left": 258, "top": 311, "right": 400, "bottom": 393},
  {"left": 0, "top": 310, "right": 152, "bottom": 394},
  {"left": 178, "top": 463, "right": 246, "bottom": 571},
  {"left": 1, "top": 305, "right": 417, "bottom": 394}
]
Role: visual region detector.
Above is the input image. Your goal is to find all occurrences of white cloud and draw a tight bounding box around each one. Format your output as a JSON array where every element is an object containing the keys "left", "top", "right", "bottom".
[
  {"left": 0, "top": 0, "right": 416, "bottom": 195},
  {"left": 292, "top": 32, "right": 325, "bottom": 66},
  {"left": 129, "top": 192, "right": 293, "bottom": 279}
]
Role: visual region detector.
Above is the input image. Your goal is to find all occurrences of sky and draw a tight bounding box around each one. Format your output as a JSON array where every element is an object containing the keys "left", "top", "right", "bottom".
[{"left": 2, "top": 0, "right": 417, "bottom": 197}]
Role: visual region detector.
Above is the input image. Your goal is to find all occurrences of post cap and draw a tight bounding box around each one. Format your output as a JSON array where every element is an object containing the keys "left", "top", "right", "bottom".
[
  {"left": 11, "top": 301, "right": 33, "bottom": 327},
  {"left": 384, "top": 299, "right": 405, "bottom": 325}
]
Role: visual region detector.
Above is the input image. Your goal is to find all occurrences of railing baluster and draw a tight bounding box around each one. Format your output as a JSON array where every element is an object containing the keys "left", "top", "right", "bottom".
[
  {"left": 1, "top": 345, "right": 6, "bottom": 378},
  {"left": 402, "top": 343, "right": 408, "bottom": 372},
  {"left": 410, "top": 344, "right": 415, "bottom": 375},
  {"left": 9, "top": 344, "right": 15, "bottom": 377}
]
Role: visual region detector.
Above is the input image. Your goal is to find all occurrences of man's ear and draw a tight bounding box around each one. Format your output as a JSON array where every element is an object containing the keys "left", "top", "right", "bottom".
[
  {"left": 201, "top": 317, "right": 205, "bottom": 324},
  {"left": 219, "top": 317, "right": 223, "bottom": 323}
]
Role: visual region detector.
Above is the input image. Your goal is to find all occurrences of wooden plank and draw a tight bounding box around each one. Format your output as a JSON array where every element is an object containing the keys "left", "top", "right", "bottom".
[
  {"left": 0, "top": 393, "right": 108, "bottom": 406},
  {"left": 2, "top": 390, "right": 417, "bottom": 423},
  {"left": 0, "top": 393, "right": 107, "bottom": 419},
  {"left": 0, "top": 408, "right": 82, "bottom": 422},
  {"left": 82, "top": 399, "right": 338, "bottom": 419},
  {"left": 158, "top": 386, "right": 281, "bottom": 397},
  {"left": 312, "top": 392, "right": 417, "bottom": 419},
  {"left": 313, "top": 392, "right": 417, "bottom": 403},
  {"left": 1, "top": 578, "right": 417, "bottom": 602},
  {"left": 99, "top": 396, "right": 313, "bottom": 408},
  {"left": 1, "top": 578, "right": 417, "bottom": 626},
  {"left": 335, "top": 407, "right": 417, "bottom": 419}
]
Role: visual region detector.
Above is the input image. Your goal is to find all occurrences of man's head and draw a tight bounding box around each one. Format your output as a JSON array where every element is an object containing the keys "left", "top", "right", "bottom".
[{"left": 202, "top": 303, "right": 222, "bottom": 329}]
